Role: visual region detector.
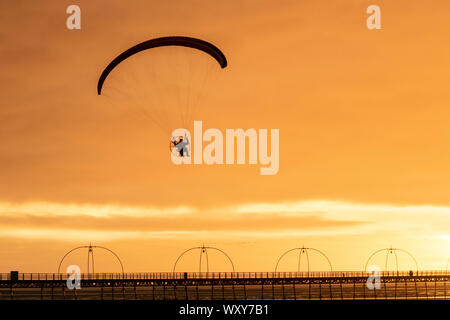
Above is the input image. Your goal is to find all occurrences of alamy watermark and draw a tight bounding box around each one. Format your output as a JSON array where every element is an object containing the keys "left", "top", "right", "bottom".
[
  {"left": 66, "top": 265, "right": 81, "bottom": 290},
  {"left": 366, "top": 265, "right": 381, "bottom": 290},
  {"left": 170, "top": 121, "right": 279, "bottom": 175},
  {"left": 366, "top": 5, "right": 381, "bottom": 30}
]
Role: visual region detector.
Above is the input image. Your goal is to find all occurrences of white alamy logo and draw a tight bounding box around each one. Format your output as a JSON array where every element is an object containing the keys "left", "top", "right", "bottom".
[{"left": 171, "top": 121, "right": 279, "bottom": 175}]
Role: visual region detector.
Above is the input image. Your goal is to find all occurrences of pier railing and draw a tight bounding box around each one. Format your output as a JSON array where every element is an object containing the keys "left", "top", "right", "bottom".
[{"left": 1, "top": 270, "right": 449, "bottom": 281}]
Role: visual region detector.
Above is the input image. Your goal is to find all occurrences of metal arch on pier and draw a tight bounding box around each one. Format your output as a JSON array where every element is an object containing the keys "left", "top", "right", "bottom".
[
  {"left": 364, "top": 246, "right": 419, "bottom": 273},
  {"left": 173, "top": 245, "right": 235, "bottom": 272},
  {"left": 57, "top": 244, "right": 124, "bottom": 274},
  {"left": 274, "top": 246, "right": 333, "bottom": 273}
]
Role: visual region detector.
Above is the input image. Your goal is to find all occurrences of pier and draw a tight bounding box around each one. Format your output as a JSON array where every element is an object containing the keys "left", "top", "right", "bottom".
[{"left": 1, "top": 270, "right": 448, "bottom": 300}]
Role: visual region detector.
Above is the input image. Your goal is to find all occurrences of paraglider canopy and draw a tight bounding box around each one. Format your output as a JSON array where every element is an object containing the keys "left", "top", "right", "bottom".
[
  {"left": 97, "top": 36, "right": 227, "bottom": 95},
  {"left": 96, "top": 36, "right": 227, "bottom": 134}
]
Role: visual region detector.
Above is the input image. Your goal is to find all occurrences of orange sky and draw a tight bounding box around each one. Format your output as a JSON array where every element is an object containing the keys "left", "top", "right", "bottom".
[{"left": 0, "top": 0, "right": 449, "bottom": 273}]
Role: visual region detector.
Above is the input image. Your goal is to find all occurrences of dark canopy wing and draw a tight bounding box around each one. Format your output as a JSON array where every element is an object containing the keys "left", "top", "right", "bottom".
[{"left": 97, "top": 36, "right": 227, "bottom": 95}]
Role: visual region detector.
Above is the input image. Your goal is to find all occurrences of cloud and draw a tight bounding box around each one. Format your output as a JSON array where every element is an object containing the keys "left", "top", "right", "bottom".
[
  {"left": 0, "top": 212, "right": 360, "bottom": 231},
  {"left": 0, "top": 201, "right": 194, "bottom": 217},
  {"left": 0, "top": 199, "right": 448, "bottom": 242}
]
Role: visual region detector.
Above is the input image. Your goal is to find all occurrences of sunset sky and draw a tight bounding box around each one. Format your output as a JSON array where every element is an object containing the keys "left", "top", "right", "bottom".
[{"left": 0, "top": 0, "right": 449, "bottom": 273}]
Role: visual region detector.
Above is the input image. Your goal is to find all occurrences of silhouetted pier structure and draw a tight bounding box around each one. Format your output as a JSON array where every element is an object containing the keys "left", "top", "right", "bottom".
[{"left": 1, "top": 270, "right": 449, "bottom": 300}]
